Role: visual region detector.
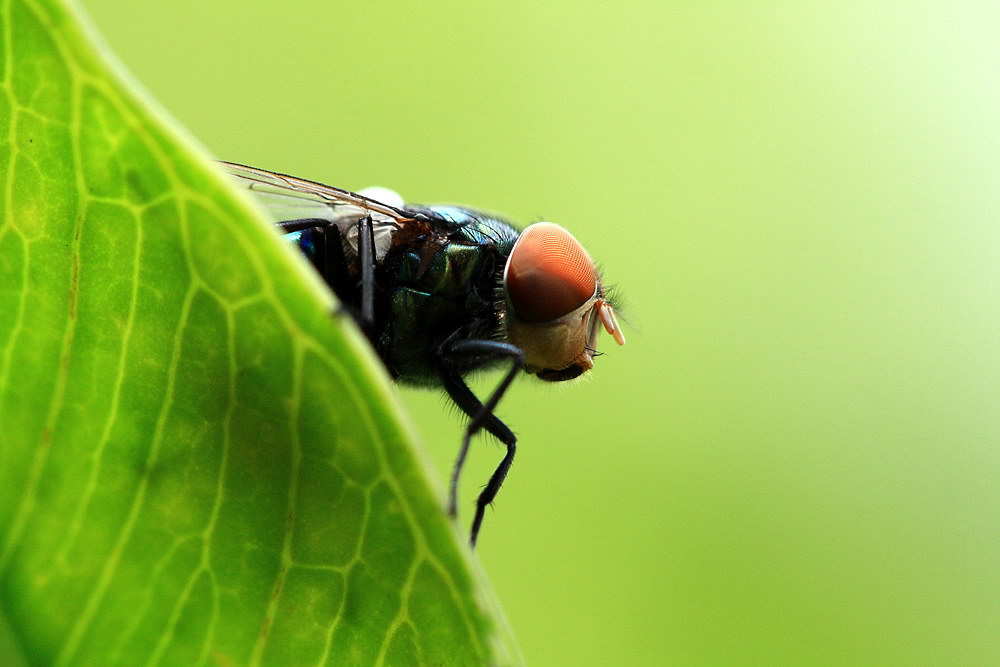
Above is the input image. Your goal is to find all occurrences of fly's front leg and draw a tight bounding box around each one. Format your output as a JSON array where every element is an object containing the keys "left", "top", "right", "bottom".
[{"left": 437, "top": 339, "right": 524, "bottom": 548}]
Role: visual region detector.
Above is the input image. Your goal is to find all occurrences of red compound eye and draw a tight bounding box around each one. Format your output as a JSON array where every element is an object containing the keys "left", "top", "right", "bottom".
[{"left": 505, "top": 222, "right": 597, "bottom": 323}]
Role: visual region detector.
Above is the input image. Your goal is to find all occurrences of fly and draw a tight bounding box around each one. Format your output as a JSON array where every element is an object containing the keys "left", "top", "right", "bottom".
[{"left": 221, "top": 161, "right": 625, "bottom": 547}]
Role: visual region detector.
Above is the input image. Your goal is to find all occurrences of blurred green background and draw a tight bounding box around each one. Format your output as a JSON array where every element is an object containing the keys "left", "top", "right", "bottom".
[{"left": 78, "top": 1, "right": 1000, "bottom": 663}]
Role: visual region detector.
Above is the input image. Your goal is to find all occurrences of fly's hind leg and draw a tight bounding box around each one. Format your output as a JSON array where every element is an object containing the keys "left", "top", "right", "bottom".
[
  {"left": 356, "top": 214, "right": 376, "bottom": 332},
  {"left": 275, "top": 216, "right": 374, "bottom": 334},
  {"left": 276, "top": 218, "right": 333, "bottom": 233}
]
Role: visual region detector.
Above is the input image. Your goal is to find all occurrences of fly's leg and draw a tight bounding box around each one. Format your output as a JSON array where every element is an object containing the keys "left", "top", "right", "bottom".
[
  {"left": 356, "top": 214, "right": 376, "bottom": 332},
  {"left": 275, "top": 218, "right": 358, "bottom": 323},
  {"left": 276, "top": 218, "right": 334, "bottom": 233},
  {"left": 275, "top": 217, "right": 341, "bottom": 291},
  {"left": 275, "top": 217, "right": 377, "bottom": 335},
  {"left": 438, "top": 339, "right": 524, "bottom": 548}
]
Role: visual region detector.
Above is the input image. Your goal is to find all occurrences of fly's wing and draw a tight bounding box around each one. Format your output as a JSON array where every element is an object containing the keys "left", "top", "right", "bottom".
[{"left": 220, "top": 161, "right": 408, "bottom": 258}]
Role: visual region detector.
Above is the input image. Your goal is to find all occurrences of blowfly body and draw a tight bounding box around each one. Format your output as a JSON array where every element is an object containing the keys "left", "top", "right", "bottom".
[{"left": 222, "top": 161, "right": 625, "bottom": 547}]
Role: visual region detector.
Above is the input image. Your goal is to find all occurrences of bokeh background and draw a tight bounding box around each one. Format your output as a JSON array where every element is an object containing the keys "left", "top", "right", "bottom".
[{"left": 79, "top": 1, "right": 1000, "bottom": 663}]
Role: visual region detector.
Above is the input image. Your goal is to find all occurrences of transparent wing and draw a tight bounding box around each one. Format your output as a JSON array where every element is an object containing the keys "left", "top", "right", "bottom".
[{"left": 220, "top": 161, "right": 409, "bottom": 256}]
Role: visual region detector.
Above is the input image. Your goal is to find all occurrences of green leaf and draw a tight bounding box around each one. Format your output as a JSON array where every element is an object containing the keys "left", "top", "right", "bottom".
[{"left": 0, "top": 0, "right": 518, "bottom": 663}]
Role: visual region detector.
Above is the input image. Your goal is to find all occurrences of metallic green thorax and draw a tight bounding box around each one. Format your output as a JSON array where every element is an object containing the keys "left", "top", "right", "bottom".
[{"left": 371, "top": 206, "right": 520, "bottom": 385}]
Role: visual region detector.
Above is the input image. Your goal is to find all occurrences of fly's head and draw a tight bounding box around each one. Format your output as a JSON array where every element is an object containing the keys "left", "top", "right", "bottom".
[{"left": 502, "top": 222, "right": 625, "bottom": 382}]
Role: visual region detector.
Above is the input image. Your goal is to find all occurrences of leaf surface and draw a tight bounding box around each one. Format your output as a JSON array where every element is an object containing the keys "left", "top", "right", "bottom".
[{"left": 0, "top": 0, "right": 516, "bottom": 663}]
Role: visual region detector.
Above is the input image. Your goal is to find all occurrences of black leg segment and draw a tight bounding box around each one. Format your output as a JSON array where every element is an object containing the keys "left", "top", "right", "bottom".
[
  {"left": 438, "top": 339, "right": 524, "bottom": 548},
  {"left": 275, "top": 217, "right": 335, "bottom": 233},
  {"left": 357, "top": 214, "right": 376, "bottom": 331}
]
